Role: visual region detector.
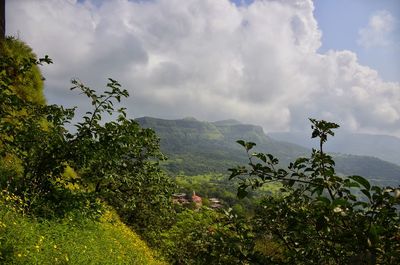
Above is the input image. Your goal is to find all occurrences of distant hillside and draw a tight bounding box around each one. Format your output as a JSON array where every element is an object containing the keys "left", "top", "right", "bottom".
[
  {"left": 269, "top": 132, "right": 400, "bottom": 166},
  {"left": 137, "top": 117, "right": 400, "bottom": 186},
  {"left": 137, "top": 117, "right": 308, "bottom": 174}
]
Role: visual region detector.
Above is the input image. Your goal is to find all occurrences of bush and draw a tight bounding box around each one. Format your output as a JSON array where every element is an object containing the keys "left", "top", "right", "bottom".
[
  {"left": 1, "top": 37, "right": 173, "bottom": 263},
  {"left": 230, "top": 119, "right": 400, "bottom": 264},
  {"left": 1, "top": 38, "right": 174, "bottom": 222},
  {"left": 157, "top": 207, "right": 258, "bottom": 265}
]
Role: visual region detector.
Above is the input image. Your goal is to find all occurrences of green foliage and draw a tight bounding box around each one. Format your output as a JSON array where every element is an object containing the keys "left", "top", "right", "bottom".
[
  {"left": 0, "top": 38, "right": 174, "bottom": 264},
  {"left": 0, "top": 38, "right": 69, "bottom": 216},
  {"left": 1, "top": 39, "right": 172, "bottom": 263},
  {"left": 138, "top": 117, "right": 400, "bottom": 185},
  {"left": 1, "top": 35, "right": 175, "bottom": 243},
  {"left": 230, "top": 119, "right": 400, "bottom": 264},
  {"left": 1, "top": 45, "right": 173, "bottom": 221},
  {"left": 1, "top": 47, "right": 96, "bottom": 217},
  {"left": 66, "top": 79, "right": 175, "bottom": 228},
  {"left": 4, "top": 37, "right": 400, "bottom": 265},
  {"left": 0, "top": 192, "right": 166, "bottom": 264},
  {"left": 0, "top": 37, "right": 46, "bottom": 104},
  {"left": 137, "top": 117, "right": 308, "bottom": 176},
  {"left": 158, "top": 208, "right": 257, "bottom": 265},
  {"left": 175, "top": 174, "right": 249, "bottom": 211},
  {"left": 173, "top": 173, "right": 281, "bottom": 217}
]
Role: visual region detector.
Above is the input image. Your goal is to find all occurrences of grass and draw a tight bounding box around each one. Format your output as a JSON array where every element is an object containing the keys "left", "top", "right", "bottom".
[{"left": 0, "top": 190, "right": 167, "bottom": 265}]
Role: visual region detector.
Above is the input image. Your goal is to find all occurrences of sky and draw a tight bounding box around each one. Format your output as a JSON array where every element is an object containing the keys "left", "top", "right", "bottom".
[{"left": 6, "top": 0, "right": 400, "bottom": 136}]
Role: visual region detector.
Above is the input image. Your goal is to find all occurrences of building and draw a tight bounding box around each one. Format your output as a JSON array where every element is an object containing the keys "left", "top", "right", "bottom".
[{"left": 192, "top": 191, "right": 202, "bottom": 208}]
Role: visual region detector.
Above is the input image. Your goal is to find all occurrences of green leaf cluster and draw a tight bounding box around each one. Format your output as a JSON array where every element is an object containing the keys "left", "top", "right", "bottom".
[
  {"left": 158, "top": 207, "right": 258, "bottom": 265},
  {"left": 0, "top": 38, "right": 174, "bottom": 227},
  {"left": 230, "top": 119, "right": 400, "bottom": 264}
]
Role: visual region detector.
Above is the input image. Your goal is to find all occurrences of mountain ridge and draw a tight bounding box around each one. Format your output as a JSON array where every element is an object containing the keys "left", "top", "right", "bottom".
[
  {"left": 269, "top": 131, "right": 400, "bottom": 166},
  {"left": 136, "top": 117, "right": 400, "bottom": 186}
]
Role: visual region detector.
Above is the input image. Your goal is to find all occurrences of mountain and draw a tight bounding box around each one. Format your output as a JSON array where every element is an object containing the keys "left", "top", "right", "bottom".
[
  {"left": 136, "top": 116, "right": 308, "bottom": 173},
  {"left": 269, "top": 132, "right": 400, "bottom": 166},
  {"left": 137, "top": 117, "right": 400, "bottom": 186}
]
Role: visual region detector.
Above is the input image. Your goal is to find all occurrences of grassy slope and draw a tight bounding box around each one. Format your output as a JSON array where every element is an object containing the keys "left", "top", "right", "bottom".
[{"left": 0, "top": 194, "right": 166, "bottom": 265}]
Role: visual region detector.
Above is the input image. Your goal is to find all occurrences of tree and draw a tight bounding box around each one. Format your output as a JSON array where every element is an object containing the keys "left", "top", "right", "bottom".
[
  {"left": 1, "top": 37, "right": 45, "bottom": 104},
  {"left": 0, "top": 38, "right": 51, "bottom": 199},
  {"left": 1, "top": 0, "right": 5, "bottom": 39},
  {"left": 158, "top": 207, "right": 257, "bottom": 265},
  {"left": 230, "top": 119, "right": 400, "bottom": 264},
  {"left": 0, "top": 39, "right": 174, "bottom": 223}
]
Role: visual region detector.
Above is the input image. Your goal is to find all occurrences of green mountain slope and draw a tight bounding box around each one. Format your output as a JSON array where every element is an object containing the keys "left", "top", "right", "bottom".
[
  {"left": 137, "top": 117, "right": 400, "bottom": 185},
  {"left": 270, "top": 131, "right": 400, "bottom": 166},
  {"left": 0, "top": 198, "right": 166, "bottom": 265}
]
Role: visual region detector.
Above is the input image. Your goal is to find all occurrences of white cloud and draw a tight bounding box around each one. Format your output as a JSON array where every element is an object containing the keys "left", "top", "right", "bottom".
[
  {"left": 6, "top": 0, "right": 400, "bottom": 136},
  {"left": 357, "top": 10, "right": 396, "bottom": 48}
]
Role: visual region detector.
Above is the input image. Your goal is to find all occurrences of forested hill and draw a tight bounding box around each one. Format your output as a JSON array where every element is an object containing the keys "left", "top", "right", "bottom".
[
  {"left": 136, "top": 117, "right": 400, "bottom": 186},
  {"left": 270, "top": 131, "right": 400, "bottom": 166},
  {"left": 136, "top": 116, "right": 308, "bottom": 174}
]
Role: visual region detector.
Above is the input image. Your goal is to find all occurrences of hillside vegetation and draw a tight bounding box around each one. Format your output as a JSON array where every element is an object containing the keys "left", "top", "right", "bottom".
[
  {"left": 0, "top": 37, "right": 167, "bottom": 264},
  {"left": 137, "top": 116, "right": 400, "bottom": 186},
  {"left": 137, "top": 116, "right": 309, "bottom": 174},
  {"left": 270, "top": 131, "right": 400, "bottom": 166},
  {"left": 0, "top": 192, "right": 165, "bottom": 265},
  {"left": 1, "top": 38, "right": 399, "bottom": 264}
]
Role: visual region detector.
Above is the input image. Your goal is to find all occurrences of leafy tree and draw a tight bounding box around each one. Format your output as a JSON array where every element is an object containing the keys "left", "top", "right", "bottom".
[
  {"left": 159, "top": 207, "right": 257, "bottom": 265},
  {"left": 0, "top": 38, "right": 49, "bottom": 192},
  {"left": 1, "top": 37, "right": 175, "bottom": 263},
  {"left": 0, "top": 38, "right": 174, "bottom": 224},
  {"left": 1, "top": 37, "right": 46, "bottom": 104},
  {"left": 230, "top": 119, "right": 400, "bottom": 264},
  {"left": 0, "top": 38, "right": 55, "bottom": 199}
]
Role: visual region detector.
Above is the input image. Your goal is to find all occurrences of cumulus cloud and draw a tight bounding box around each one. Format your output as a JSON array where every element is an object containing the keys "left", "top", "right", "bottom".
[
  {"left": 6, "top": 0, "right": 400, "bottom": 136},
  {"left": 357, "top": 10, "right": 396, "bottom": 48}
]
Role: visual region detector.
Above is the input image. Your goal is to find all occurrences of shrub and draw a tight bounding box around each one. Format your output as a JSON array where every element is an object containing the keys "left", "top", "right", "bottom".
[{"left": 230, "top": 119, "right": 400, "bottom": 264}]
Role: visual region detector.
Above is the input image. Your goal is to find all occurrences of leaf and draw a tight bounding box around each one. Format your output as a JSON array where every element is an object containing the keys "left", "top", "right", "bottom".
[
  {"left": 237, "top": 187, "right": 248, "bottom": 199},
  {"left": 228, "top": 167, "right": 247, "bottom": 179},
  {"left": 349, "top": 175, "right": 371, "bottom": 190},
  {"left": 353, "top": 201, "right": 369, "bottom": 208},
  {"left": 316, "top": 196, "right": 331, "bottom": 206},
  {"left": 311, "top": 129, "right": 319, "bottom": 138},
  {"left": 254, "top": 153, "right": 267, "bottom": 163},
  {"left": 369, "top": 224, "right": 379, "bottom": 244},
  {"left": 343, "top": 179, "right": 360, "bottom": 188},
  {"left": 294, "top": 157, "right": 308, "bottom": 167},
  {"left": 267, "top": 154, "right": 275, "bottom": 162},
  {"left": 245, "top": 142, "right": 256, "bottom": 151},
  {"left": 360, "top": 189, "right": 371, "bottom": 200},
  {"left": 316, "top": 216, "right": 327, "bottom": 231},
  {"left": 236, "top": 140, "right": 246, "bottom": 147},
  {"left": 287, "top": 179, "right": 295, "bottom": 187},
  {"left": 332, "top": 198, "right": 348, "bottom": 207}
]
